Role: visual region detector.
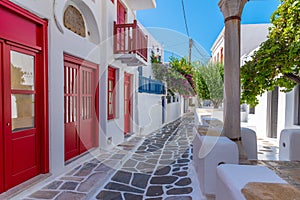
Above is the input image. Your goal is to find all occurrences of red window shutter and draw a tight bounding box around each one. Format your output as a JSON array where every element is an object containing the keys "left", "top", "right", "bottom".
[{"left": 108, "top": 67, "right": 116, "bottom": 120}]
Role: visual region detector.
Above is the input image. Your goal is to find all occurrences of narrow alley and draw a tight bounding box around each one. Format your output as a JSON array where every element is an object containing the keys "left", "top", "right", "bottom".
[{"left": 18, "top": 113, "right": 204, "bottom": 200}]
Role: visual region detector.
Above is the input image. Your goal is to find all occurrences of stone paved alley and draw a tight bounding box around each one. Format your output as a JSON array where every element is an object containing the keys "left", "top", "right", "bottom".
[{"left": 15, "top": 113, "right": 204, "bottom": 200}]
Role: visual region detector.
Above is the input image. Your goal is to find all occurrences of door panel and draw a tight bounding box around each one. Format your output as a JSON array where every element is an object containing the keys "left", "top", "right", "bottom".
[
  {"left": 4, "top": 46, "right": 40, "bottom": 190},
  {"left": 64, "top": 63, "right": 80, "bottom": 161},
  {"left": 124, "top": 73, "right": 132, "bottom": 134},
  {"left": 79, "top": 67, "right": 94, "bottom": 153}
]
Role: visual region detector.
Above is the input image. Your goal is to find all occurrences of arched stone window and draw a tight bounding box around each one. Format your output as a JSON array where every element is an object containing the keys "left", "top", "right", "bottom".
[{"left": 63, "top": 5, "right": 86, "bottom": 37}]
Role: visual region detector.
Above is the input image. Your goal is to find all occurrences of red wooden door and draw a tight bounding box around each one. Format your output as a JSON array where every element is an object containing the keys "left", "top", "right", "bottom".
[
  {"left": 124, "top": 73, "right": 132, "bottom": 134},
  {"left": 3, "top": 44, "right": 40, "bottom": 190},
  {"left": 117, "top": 0, "right": 126, "bottom": 24},
  {"left": 64, "top": 55, "right": 98, "bottom": 161}
]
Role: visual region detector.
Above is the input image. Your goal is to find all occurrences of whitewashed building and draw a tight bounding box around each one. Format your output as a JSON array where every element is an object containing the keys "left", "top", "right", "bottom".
[
  {"left": 211, "top": 24, "right": 277, "bottom": 137},
  {"left": 0, "top": 0, "right": 187, "bottom": 195},
  {"left": 211, "top": 23, "right": 300, "bottom": 140}
]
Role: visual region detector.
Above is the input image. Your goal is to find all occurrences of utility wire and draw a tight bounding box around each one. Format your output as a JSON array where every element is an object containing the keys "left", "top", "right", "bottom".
[
  {"left": 181, "top": 0, "right": 190, "bottom": 37},
  {"left": 192, "top": 43, "right": 211, "bottom": 61}
]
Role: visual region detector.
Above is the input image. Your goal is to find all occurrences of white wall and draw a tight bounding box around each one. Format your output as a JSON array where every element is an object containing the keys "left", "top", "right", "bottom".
[
  {"left": 277, "top": 89, "right": 287, "bottom": 138},
  {"left": 283, "top": 90, "right": 300, "bottom": 130},
  {"left": 166, "top": 102, "right": 181, "bottom": 123},
  {"left": 251, "top": 93, "right": 268, "bottom": 138},
  {"left": 137, "top": 93, "right": 163, "bottom": 135}
]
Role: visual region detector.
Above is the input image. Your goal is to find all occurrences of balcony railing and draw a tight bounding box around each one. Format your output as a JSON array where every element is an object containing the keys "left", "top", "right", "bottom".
[
  {"left": 114, "top": 20, "right": 148, "bottom": 63},
  {"left": 139, "top": 76, "right": 165, "bottom": 94}
]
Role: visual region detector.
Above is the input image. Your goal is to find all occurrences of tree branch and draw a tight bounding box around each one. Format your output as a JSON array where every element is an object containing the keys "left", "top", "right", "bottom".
[{"left": 283, "top": 73, "right": 300, "bottom": 84}]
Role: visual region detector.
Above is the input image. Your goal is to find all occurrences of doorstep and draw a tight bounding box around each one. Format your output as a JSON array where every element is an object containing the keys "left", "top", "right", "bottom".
[{"left": 0, "top": 173, "right": 51, "bottom": 200}]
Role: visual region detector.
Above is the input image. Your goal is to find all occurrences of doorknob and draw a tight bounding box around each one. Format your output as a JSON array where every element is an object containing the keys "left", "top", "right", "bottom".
[{"left": 6, "top": 123, "right": 10, "bottom": 126}]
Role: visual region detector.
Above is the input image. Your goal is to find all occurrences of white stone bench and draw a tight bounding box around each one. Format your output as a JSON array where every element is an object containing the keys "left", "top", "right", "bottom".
[
  {"left": 279, "top": 129, "right": 300, "bottom": 161},
  {"left": 193, "top": 131, "right": 238, "bottom": 195},
  {"left": 241, "top": 127, "right": 257, "bottom": 160},
  {"left": 216, "top": 164, "right": 287, "bottom": 200}
]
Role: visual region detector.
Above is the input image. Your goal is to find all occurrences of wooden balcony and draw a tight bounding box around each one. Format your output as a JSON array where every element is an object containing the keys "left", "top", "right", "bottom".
[{"left": 114, "top": 20, "right": 148, "bottom": 66}]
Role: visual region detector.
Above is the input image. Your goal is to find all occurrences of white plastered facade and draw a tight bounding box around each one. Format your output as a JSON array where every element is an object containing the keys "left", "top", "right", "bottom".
[{"left": 8, "top": 0, "right": 161, "bottom": 177}]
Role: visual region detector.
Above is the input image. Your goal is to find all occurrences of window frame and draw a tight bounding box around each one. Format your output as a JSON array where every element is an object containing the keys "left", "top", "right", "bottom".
[{"left": 108, "top": 66, "right": 116, "bottom": 120}]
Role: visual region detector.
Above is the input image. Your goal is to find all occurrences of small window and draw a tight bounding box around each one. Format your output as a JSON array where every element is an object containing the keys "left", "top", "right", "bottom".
[{"left": 108, "top": 67, "right": 116, "bottom": 120}]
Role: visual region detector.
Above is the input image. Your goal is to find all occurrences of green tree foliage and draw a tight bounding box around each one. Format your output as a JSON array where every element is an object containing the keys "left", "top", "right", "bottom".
[
  {"left": 241, "top": 0, "right": 300, "bottom": 107},
  {"left": 194, "top": 62, "right": 224, "bottom": 108},
  {"left": 150, "top": 50, "right": 161, "bottom": 64}
]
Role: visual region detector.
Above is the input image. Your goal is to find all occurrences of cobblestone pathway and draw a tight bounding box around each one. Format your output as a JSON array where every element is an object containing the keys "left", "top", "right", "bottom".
[{"left": 21, "top": 113, "right": 203, "bottom": 200}]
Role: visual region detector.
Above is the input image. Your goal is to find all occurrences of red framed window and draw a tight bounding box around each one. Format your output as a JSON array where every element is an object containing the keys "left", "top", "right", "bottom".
[{"left": 108, "top": 67, "right": 116, "bottom": 120}]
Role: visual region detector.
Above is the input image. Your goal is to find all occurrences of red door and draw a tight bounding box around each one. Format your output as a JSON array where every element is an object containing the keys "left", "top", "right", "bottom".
[
  {"left": 0, "top": 1, "right": 48, "bottom": 193},
  {"left": 64, "top": 55, "right": 98, "bottom": 161},
  {"left": 3, "top": 45, "right": 41, "bottom": 190},
  {"left": 116, "top": 0, "right": 127, "bottom": 53},
  {"left": 117, "top": 0, "right": 126, "bottom": 24},
  {"left": 124, "top": 73, "right": 132, "bottom": 134}
]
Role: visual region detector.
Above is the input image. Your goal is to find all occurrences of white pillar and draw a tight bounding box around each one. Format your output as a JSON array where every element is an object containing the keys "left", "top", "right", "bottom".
[{"left": 218, "top": 0, "right": 247, "bottom": 139}]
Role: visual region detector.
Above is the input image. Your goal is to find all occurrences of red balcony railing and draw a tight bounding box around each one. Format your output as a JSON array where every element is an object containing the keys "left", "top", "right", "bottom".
[{"left": 114, "top": 20, "right": 148, "bottom": 62}]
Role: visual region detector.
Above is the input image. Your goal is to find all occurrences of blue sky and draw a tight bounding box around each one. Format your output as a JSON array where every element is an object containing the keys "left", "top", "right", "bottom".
[{"left": 137, "top": 0, "right": 280, "bottom": 61}]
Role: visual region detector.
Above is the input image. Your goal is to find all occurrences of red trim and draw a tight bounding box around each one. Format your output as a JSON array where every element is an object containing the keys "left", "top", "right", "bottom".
[
  {"left": 40, "top": 16, "right": 49, "bottom": 174},
  {"left": 64, "top": 54, "right": 98, "bottom": 70},
  {"left": 124, "top": 72, "right": 132, "bottom": 134},
  {"left": 94, "top": 81, "right": 99, "bottom": 147},
  {"left": 0, "top": 40, "right": 3, "bottom": 192},
  {"left": 0, "top": 1, "right": 47, "bottom": 25},
  {"left": 2, "top": 40, "right": 9, "bottom": 192},
  {"left": 6, "top": 40, "right": 41, "bottom": 52},
  {"left": 107, "top": 67, "right": 116, "bottom": 120}
]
